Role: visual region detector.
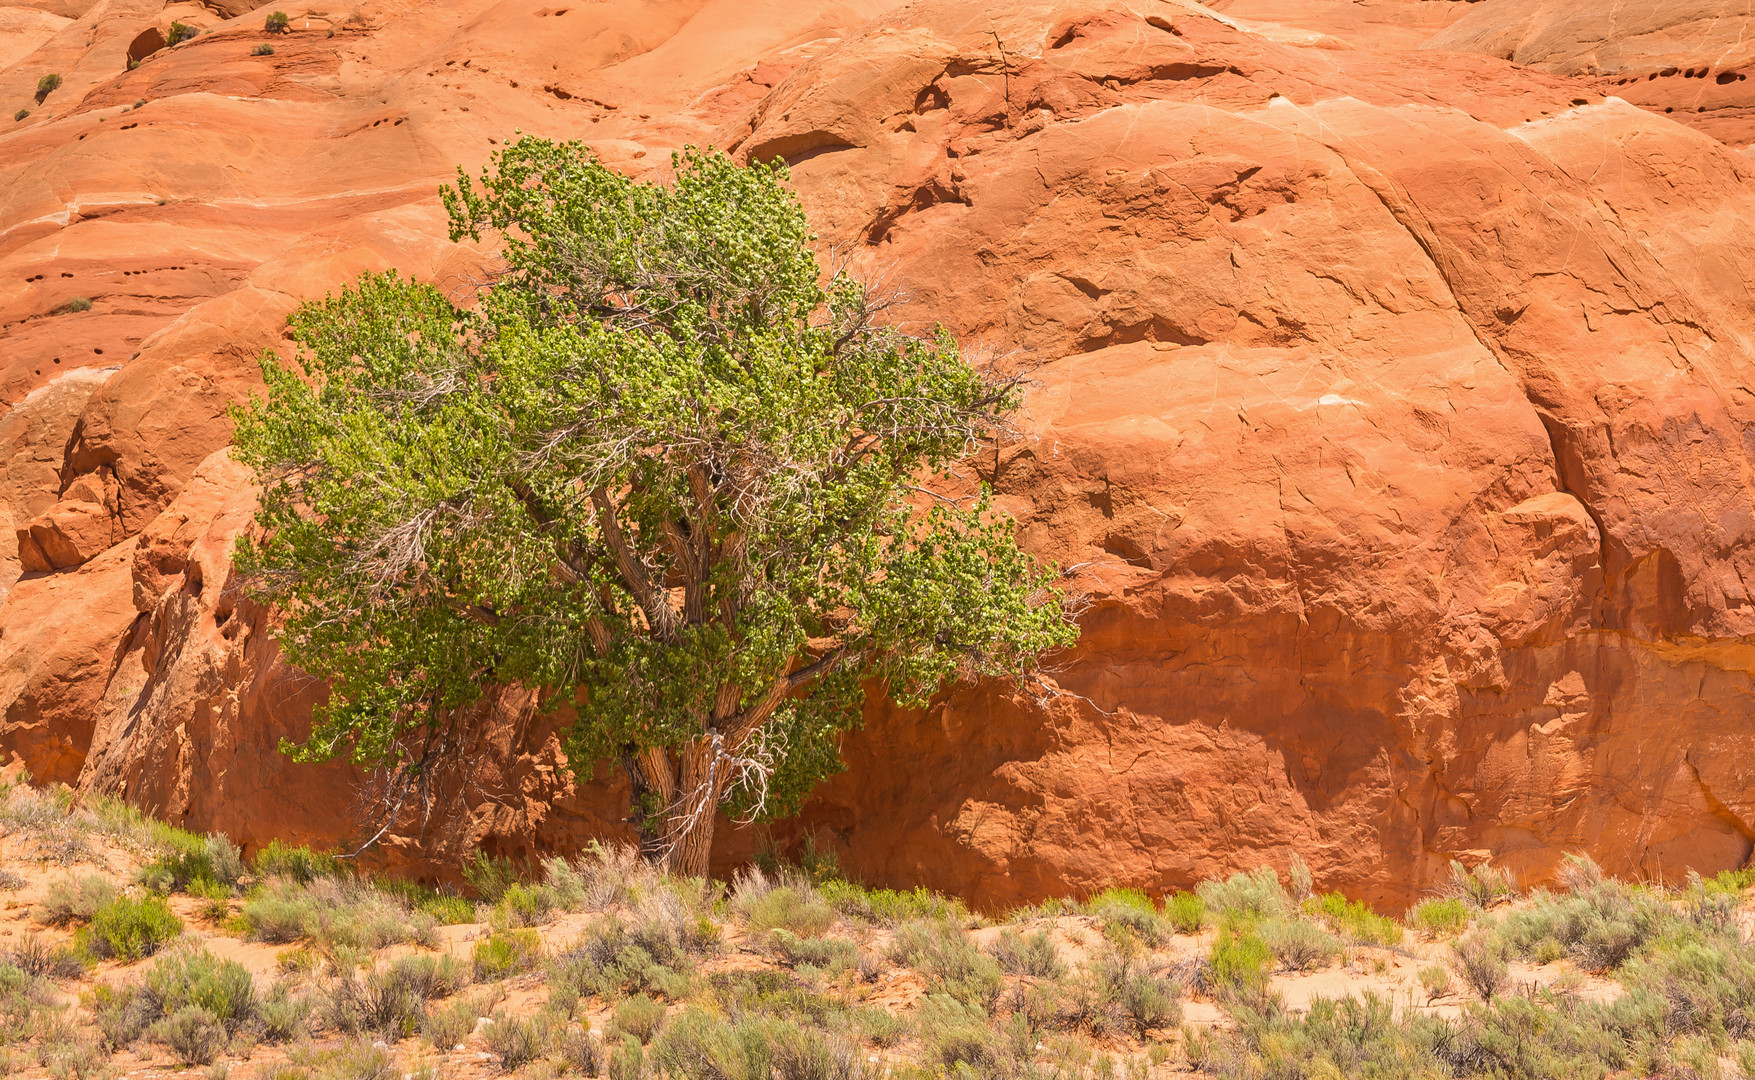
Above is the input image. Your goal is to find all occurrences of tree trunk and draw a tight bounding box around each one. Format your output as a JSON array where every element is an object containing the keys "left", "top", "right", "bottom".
[{"left": 661, "top": 735, "right": 725, "bottom": 878}]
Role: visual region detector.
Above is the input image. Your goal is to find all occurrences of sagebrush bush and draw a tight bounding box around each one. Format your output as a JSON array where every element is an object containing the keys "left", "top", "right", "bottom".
[
  {"left": 1085, "top": 887, "right": 1170, "bottom": 945},
  {"left": 1164, "top": 892, "right": 1205, "bottom": 934},
  {"left": 614, "top": 993, "right": 668, "bottom": 1043},
  {"left": 987, "top": 927, "right": 1065, "bottom": 979},
  {"left": 253, "top": 839, "right": 340, "bottom": 883},
  {"left": 485, "top": 1007, "right": 565, "bottom": 1069},
  {"left": 1445, "top": 860, "right": 1517, "bottom": 909},
  {"left": 166, "top": 20, "right": 198, "bottom": 44},
  {"left": 1498, "top": 869, "right": 1667, "bottom": 973},
  {"left": 888, "top": 919, "right": 1002, "bottom": 1009},
  {"left": 264, "top": 9, "right": 289, "bottom": 31},
  {"left": 1198, "top": 868, "right": 1290, "bottom": 923},
  {"left": 34, "top": 73, "right": 60, "bottom": 101},
  {"left": 35, "top": 873, "right": 117, "bottom": 926},
  {"left": 1209, "top": 928, "right": 1272, "bottom": 998},
  {"left": 1306, "top": 892, "right": 1403, "bottom": 946},
  {"left": 152, "top": 1004, "right": 225, "bottom": 1065},
  {"left": 144, "top": 945, "right": 256, "bottom": 1026},
  {"left": 736, "top": 873, "right": 834, "bottom": 940},
  {"left": 474, "top": 928, "right": 543, "bottom": 981},
  {"left": 1259, "top": 917, "right": 1342, "bottom": 973},
  {"left": 87, "top": 893, "right": 182, "bottom": 961},
  {"left": 1409, "top": 897, "right": 1471, "bottom": 937},
  {"left": 1453, "top": 928, "right": 1510, "bottom": 1001}
]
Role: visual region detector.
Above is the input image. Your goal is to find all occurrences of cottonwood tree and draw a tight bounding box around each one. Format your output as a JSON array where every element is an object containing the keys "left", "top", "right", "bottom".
[{"left": 231, "top": 138, "right": 1076, "bottom": 875}]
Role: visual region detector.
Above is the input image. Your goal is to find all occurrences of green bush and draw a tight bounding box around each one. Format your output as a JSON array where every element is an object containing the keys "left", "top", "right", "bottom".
[
  {"left": 887, "top": 919, "right": 1002, "bottom": 1009},
  {"left": 1259, "top": 917, "right": 1342, "bottom": 972},
  {"left": 252, "top": 42, "right": 275, "bottom": 55},
  {"left": 1307, "top": 891, "right": 1404, "bottom": 946},
  {"left": 144, "top": 946, "right": 255, "bottom": 1026},
  {"left": 422, "top": 989, "right": 496, "bottom": 1050},
  {"left": 657, "top": 1008, "right": 872, "bottom": 1080},
  {"left": 1498, "top": 872, "right": 1666, "bottom": 973},
  {"left": 87, "top": 893, "right": 182, "bottom": 961},
  {"left": 819, "top": 877, "right": 965, "bottom": 925},
  {"left": 614, "top": 993, "right": 668, "bottom": 1043},
  {"left": 1164, "top": 891, "right": 1205, "bottom": 934},
  {"left": 767, "top": 929, "right": 858, "bottom": 976},
  {"left": 1057, "top": 944, "right": 1181, "bottom": 1037},
  {"left": 1409, "top": 897, "right": 1471, "bottom": 937},
  {"left": 264, "top": 10, "right": 289, "bottom": 31},
  {"left": 257, "top": 981, "right": 313, "bottom": 1042},
  {"left": 13, "top": 109, "right": 27, "bottom": 122},
  {"left": 463, "top": 850, "right": 526, "bottom": 903},
  {"left": 252, "top": 839, "right": 340, "bottom": 883},
  {"left": 64, "top": 296, "right": 92, "bottom": 313},
  {"left": 1209, "top": 927, "right": 1272, "bottom": 997},
  {"left": 166, "top": 20, "right": 198, "bottom": 44},
  {"left": 1453, "top": 928, "right": 1509, "bottom": 1001},
  {"left": 740, "top": 883, "right": 835, "bottom": 940},
  {"left": 987, "top": 927, "right": 1065, "bottom": 979},
  {"left": 484, "top": 1007, "right": 564, "bottom": 1070},
  {"left": 152, "top": 1004, "right": 225, "bottom": 1065},
  {"left": 549, "top": 912, "right": 699, "bottom": 1004},
  {"left": 474, "top": 928, "right": 542, "bottom": 981},
  {"left": 34, "top": 73, "right": 60, "bottom": 101},
  {"left": 1198, "top": 868, "right": 1291, "bottom": 923},
  {"left": 35, "top": 873, "right": 117, "bottom": 926},
  {"left": 1085, "top": 887, "right": 1170, "bottom": 945},
  {"left": 1446, "top": 860, "right": 1517, "bottom": 909}
]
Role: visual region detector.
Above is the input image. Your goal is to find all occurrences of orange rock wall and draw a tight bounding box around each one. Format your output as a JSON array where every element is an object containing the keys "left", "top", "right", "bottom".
[{"left": 4, "top": 0, "right": 1755, "bottom": 908}]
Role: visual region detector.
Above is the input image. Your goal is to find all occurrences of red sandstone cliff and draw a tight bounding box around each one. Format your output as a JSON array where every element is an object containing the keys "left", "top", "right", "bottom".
[{"left": 4, "top": 0, "right": 1755, "bottom": 908}]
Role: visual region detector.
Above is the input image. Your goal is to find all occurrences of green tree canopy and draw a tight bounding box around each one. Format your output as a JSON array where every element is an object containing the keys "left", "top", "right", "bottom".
[{"left": 230, "top": 138, "right": 1076, "bottom": 873}]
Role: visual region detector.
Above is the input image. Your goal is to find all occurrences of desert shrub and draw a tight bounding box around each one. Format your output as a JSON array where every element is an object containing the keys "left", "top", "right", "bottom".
[
  {"left": 888, "top": 919, "right": 1002, "bottom": 1008},
  {"left": 474, "top": 928, "right": 543, "bottom": 981},
  {"left": 541, "top": 855, "right": 589, "bottom": 911},
  {"left": 550, "top": 914, "right": 695, "bottom": 1003},
  {"left": 819, "top": 877, "right": 965, "bottom": 925},
  {"left": 1453, "top": 929, "right": 1510, "bottom": 1001},
  {"left": 166, "top": 20, "right": 198, "bottom": 44},
  {"left": 240, "top": 876, "right": 422, "bottom": 950},
  {"left": 35, "top": 73, "right": 60, "bottom": 100},
  {"left": 1498, "top": 870, "right": 1668, "bottom": 973},
  {"left": 1086, "top": 887, "right": 1170, "bottom": 945},
  {"left": 1619, "top": 934, "right": 1755, "bottom": 1043},
  {"left": 36, "top": 873, "right": 117, "bottom": 926},
  {"left": 0, "top": 869, "right": 20, "bottom": 891},
  {"left": 326, "top": 968, "right": 422, "bottom": 1038},
  {"left": 385, "top": 951, "right": 466, "bottom": 999},
  {"left": 1209, "top": 927, "right": 1272, "bottom": 998},
  {"left": 463, "top": 850, "right": 526, "bottom": 903},
  {"left": 485, "top": 1007, "right": 565, "bottom": 1070},
  {"left": 651, "top": 1009, "right": 881, "bottom": 1080},
  {"left": 11, "top": 109, "right": 26, "bottom": 122},
  {"left": 257, "top": 981, "right": 313, "bottom": 1042},
  {"left": 153, "top": 1004, "right": 225, "bottom": 1065},
  {"left": 1164, "top": 891, "right": 1205, "bottom": 934},
  {"left": 1307, "top": 892, "right": 1403, "bottom": 946},
  {"left": 915, "top": 994, "right": 1003, "bottom": 1076},
  {"left": 560, "top": 1020, "right": 604, "bottom": 1073},
  {"left": 253, "top": 840, "right": 340, "bottom": 883},
  {"left": 1056, "top": 944, "right": 1181, "bottom": 1037},
  {"left": 64, "top": 296, "right": 92, "bottom": 313},
  {"left": 1213, "top": 991, "right": 1451, "bottom": 1080},
  {"left": 1198, "top": 868, "right": 1290, "bottom": 923},
  {"left": 264, "top": 10, "right": 288, "bottom": 31},
  {"left": 1410, "top": 897, "right": 1471, "bottom": 937},
  {"left": 87, "top": 893, "right": 182, "bottom": 961},
  {"left": 767, "top": 929, "right": 858, "bottom": 977},
  {"left": 736, "top": 876, "right": 834, "bottom": 940},
  {"left": 987, "top": 927, "right": 1065, "bottom": 979},
  {"left": 614, "top": 993, "right": 668, "bottom": 1043},
  {"left": 707, "top": 970, "right": 848, "bottom": 1027},
  {"left": 1418, "top": 964, "right": 1452, "bottom": 1002},
  {"left": 1259, "top": 917, "right": 1342, "bottom": 973},
  {"left": 91, "top": 982, "right": 152, "bottom": 1050},
  {"left": 1445, "top": 860, "right": 1517, "bottom": 909},
  {"left": 143, "top": 945, "right": 256, "bottom": 1026},
  {"left": 7, "top": 934, "right": 83, "bottom": 980},
  {"left": 141, "top": 833, "right": 245, "bottom": 895},
  {"left": 856, "top": 1008, "right": 908, "bottom": 1048},
  {"left": 422, "top": 989, "right": 498, "bottom": 1050}
]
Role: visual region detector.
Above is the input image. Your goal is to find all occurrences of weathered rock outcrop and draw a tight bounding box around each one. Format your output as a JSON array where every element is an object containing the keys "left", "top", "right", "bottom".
[{"left": 4, "top": 0, "right": 1755, "bottom": 908}]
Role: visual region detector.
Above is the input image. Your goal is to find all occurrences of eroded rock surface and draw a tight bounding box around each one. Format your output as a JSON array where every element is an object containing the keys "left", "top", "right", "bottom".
[{"left": 4, "top": 0, "right": 1755, "bottom": 907}]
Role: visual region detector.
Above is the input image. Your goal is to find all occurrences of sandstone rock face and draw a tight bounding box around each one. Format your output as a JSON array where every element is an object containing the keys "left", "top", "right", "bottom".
[
  {"left": 1426, "top": 0, "right": 1755, "bottom": 147},
  {"left": 4, "top": 0, "right": 1755, "bottom": 907}
]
